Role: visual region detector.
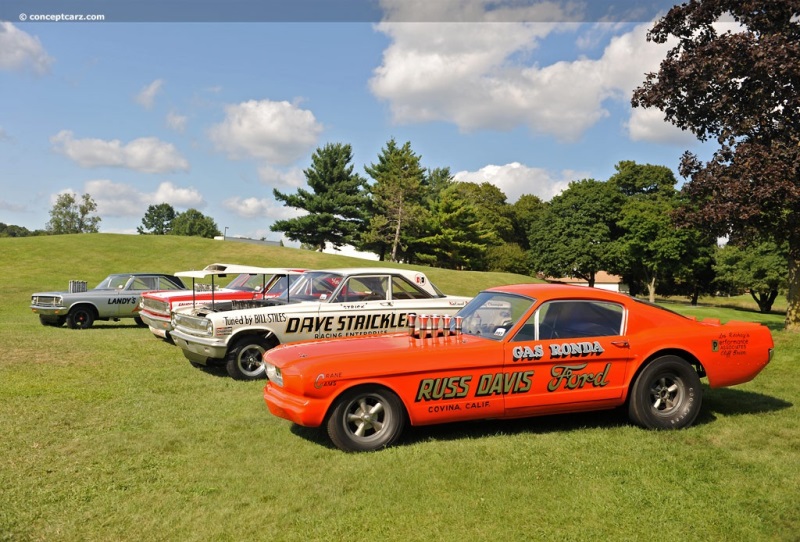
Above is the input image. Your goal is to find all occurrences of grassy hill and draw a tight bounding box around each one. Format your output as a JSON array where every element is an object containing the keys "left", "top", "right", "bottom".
[
  {"left": 1, "top": 234, "right": 797, "bottom": 541},
  {"left": 3, "top": 233, "right": 539, "bottom": 299}
]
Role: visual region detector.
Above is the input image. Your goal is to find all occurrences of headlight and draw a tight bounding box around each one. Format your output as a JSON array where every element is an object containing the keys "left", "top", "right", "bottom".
[
  {"left": 205, "top": 320, "right": 214, "bottom": 336},
  {"left": 265, "top": 363, "right": 283, "bottom": 387}
]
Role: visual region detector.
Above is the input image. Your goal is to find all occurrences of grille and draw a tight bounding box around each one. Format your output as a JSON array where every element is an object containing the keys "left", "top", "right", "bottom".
[
  {"left": 32, "top": 295, "right": 62, "bottom": 307},
  {"left": 141, "top": 298, "right": 169, "bottom": 314}
]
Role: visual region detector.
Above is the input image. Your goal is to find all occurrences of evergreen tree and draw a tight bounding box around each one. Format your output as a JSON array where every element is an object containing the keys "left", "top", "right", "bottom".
[
  {"left": 271, "top": 143, "right": 368, "bottom": 251},
  {"left": 362, "top": 139, "right": 426, "bottom": 262}
]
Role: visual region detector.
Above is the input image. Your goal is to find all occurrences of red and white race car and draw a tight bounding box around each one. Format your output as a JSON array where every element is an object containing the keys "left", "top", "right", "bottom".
[{"left": 138, "top": 263, "right": 304, "bottom": 341}]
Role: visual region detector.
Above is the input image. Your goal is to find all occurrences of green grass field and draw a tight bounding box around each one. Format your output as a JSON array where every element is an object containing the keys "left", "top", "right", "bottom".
[{"left": 1, "top": 234, "right": 798, "bottom": 541}]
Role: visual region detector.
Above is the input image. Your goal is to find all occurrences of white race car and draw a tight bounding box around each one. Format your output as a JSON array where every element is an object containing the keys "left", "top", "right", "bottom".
[
  {"left": 169, "top": 268, "right": 472, "bottom": 380},
  {"left": 138, "top": 263, "right": 304, "bottom": 342}
]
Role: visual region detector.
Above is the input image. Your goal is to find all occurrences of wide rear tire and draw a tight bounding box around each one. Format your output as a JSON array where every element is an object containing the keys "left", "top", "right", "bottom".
[{"left": 628, "top": 355, "right": 702, "bottom": 429}]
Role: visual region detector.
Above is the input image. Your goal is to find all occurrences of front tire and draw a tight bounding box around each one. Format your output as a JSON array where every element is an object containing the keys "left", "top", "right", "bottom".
[
  {"left": 225, "top": 336, "right": 273, "bottom": 380},
  {"left": 134, "top": 316, "right": 146, "bottom": 327},
  {"left": 628, "top": 355, "right": 702, "bottom": 429},
  {"left": 326, "top": 387, "right": 406, "bottom": 452},
  {"left": 66, "top": 306, "right": 95, "bottom": 329}
]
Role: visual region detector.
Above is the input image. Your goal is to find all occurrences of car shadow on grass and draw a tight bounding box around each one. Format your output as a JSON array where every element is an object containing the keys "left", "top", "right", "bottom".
[
  {"left": 694, "top": 386, "right": 792, "bottom": 426},
  {"left": 288, "top": 386, "right": 792, "bottom": 451}
]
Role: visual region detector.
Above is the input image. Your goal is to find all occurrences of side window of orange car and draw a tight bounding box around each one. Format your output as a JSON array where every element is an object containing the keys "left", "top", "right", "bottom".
[{"left": 512, "top": 300, "right": 624, "bottom": 342}]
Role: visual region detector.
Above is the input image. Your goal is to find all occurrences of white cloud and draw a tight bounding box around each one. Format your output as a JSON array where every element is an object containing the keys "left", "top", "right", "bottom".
[
  {"left": 258, "top": 165, "right": 306, "bottom": 191},
  {"left": 626, "top": 107, "right": 696, "bottom": 145},
  {"left": 166, "top": 110, "right": 188, "bottom": 132},
  {"left": 0, "top": 199, "right": 26, "bottom": 212},
  {"left": 51, "top": 130, "right": 189, "bottom": 173},
  {"left": 135, "top": 79, "right": 164, "bottom": 109},
  {"left": 454, "top": 162, "right": 580, "bottom": 202},
  {"left": 0, "top": 22, "right": 53, "bottom": 74},
  {"left": 84, "top": 179, "right": 205, "bottom": 217},
  {"left": 370, "top": 11, "right": 676, "bottom": 142},
  {"left": 222, "top": 196, "right": 302, "bottom": 221},
  {"left": 208, "top": 99, "right": 323, "bottom": 165}
]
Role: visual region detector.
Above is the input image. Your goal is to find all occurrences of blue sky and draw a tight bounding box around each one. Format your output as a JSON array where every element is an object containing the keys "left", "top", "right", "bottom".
[{"left": 0, "top": 0, "right": 715, "bottom": 247}]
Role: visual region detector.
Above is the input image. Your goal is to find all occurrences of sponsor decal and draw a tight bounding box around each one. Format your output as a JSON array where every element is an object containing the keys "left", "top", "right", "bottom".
[
  {"left": 314, "top": 372, "right": 342, "bottom": 389},
  {"left": 513, "top": 345, "right": 545, "bottom": 361},
  {"left": 547, "top": 363, "right": 611, "bottom": 391},
  {"left": 513, "top": 341, "right": 602, "bottom": 362},
  {"left": 215, "top": 326, "right": 233, "bottom": 337},
  {"left": 108, "top": 297, "right": 137, "bottom": 305},
  {"left": 714, "top": 331, "right": 750, "bottom": 358},
  {"left": 286, "top": 313, "right": 409, "bottom": 336},
  {"left": 415, "top": 370, "right": 534, "bottom": 403},
  {"left": 549, "top": 341, "right": 604, "bottom": 358},
  {"left": 221, "top": 313, "right": 287, "bottom": 326}
]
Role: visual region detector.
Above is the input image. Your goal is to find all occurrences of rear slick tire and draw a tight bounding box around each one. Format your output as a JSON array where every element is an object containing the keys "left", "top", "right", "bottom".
[{"left": 628, "top": 355, "right": 702, "bottom": 429}]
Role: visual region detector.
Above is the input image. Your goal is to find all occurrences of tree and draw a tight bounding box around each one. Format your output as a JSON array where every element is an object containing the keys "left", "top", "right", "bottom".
[
  {"left": 510, "top": 194, "right": 546, "bottom": 252},
  {"left": 412, "top": 182, "right": 490, "bottom": 270},
  {"left": 0, "top": 223, "right": 46, "bottom": 237},
  {"left": 45, "top": 193, "right": 101, "bottom": 234},
  {"left": 271, "top": 143, "right": 368, "bottom": 251},
  {"left": 170, "top": 209, "right": 220, "bottom": 238},
  {"left": 528, "top": 179, "right": 625, "bottom": 287},
  {"left": 714, "top": 240, "right": 788, "bottom": 313},
  {"left": 137, "top": 203, "right": 176, "bottom": 235},
  {"left": 363, "top": 139, "right": 426, "bottom": 262},
  {"left": 606, "top": 161, "right": 714, "bottom": 303},
  {"left": 631, "top": 0, "right": 800, "bottom": 329}
]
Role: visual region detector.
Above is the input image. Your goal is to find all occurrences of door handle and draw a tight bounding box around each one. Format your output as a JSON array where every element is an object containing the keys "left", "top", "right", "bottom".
[{"left": 611, "top": 340, "right": 630, "bottom": 348}]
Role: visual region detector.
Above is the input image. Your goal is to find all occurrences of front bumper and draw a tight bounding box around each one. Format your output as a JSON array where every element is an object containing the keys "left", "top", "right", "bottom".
[
  {"left": 139, "top": 312, "right": 172, "bottom": 338},
  {"left": 263, "top": 383, "right": 328, "bottom": 428},
  {"left": 170, "top": 329, "right": 228, "bottom": 365},
  {"left": 31, "top": 305, "right": 67, "bottom": 318}
]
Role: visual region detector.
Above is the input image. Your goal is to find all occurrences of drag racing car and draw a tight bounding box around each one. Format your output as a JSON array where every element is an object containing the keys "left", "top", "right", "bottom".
[
  {"left": 262, "top": 283, "right": 775, "bottom": 452},
  {"left": 31, "top": 273, "right": 186, "bottom": 329},
  {"left": 138, "top": 263, "right": 305, "bottom": 341},
  {"left": 169, "top": 268, "right": 472, "bottom": 380}
]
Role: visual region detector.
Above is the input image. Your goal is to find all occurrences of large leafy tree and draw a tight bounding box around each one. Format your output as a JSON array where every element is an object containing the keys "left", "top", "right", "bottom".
[
  {"left": 528, "top": 179, "right": 625, "bottom": 287},
  {"left": 46, "top": 193, "right": 101, "bottom": 234},
  {"left": 714, "top": 239, "right": 788, "bottom": 313},
  {"left": 362, "top": 139, "right": 426, "bottom": 262},
  {"left": 137, "top": 203, "right": 176, "bottom": 235},
  {"left": 170, "top": 209, "right": 220, "bottom": 238},
  {"left": 607, "top": 161, "right": 716, "bottom": 303},
  {"left": 632, "top": 0, "right": 800, "bottom": 329},
  {"left": 271, "top": 143, "right": 368, "bottom": 251}
]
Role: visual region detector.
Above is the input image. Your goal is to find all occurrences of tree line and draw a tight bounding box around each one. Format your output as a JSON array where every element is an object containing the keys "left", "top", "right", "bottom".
[{"left": 3, "top": 1, "right": 797, "bottom": 328}]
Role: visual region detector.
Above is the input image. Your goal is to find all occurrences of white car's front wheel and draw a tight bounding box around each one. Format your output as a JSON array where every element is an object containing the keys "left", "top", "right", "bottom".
[{"left": 225, "top": 336, "right": 273, "bottom": 380}]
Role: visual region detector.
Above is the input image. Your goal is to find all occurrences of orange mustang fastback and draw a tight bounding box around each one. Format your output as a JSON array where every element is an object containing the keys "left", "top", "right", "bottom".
[{"left": 263, "top": 283, "right": 774, "bottom": 452}]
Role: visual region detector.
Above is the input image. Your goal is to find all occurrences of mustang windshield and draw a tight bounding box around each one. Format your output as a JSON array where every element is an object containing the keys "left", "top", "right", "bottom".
[{"left": 456, "top": 291, "right": 535, "bottom": 341}]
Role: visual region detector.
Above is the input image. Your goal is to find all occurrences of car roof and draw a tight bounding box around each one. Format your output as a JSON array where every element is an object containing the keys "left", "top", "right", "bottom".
[
  {"left": 485, "top": 282, "right": 633, "bottom": 302},
  {"left": 176, "top": 263, "right": 306, "bottom": 279}
]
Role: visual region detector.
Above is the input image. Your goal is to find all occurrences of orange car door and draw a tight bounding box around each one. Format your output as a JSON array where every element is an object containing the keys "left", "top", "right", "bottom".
[{"left": 503, "top": 299, "right": 633, "bottom": 417}]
